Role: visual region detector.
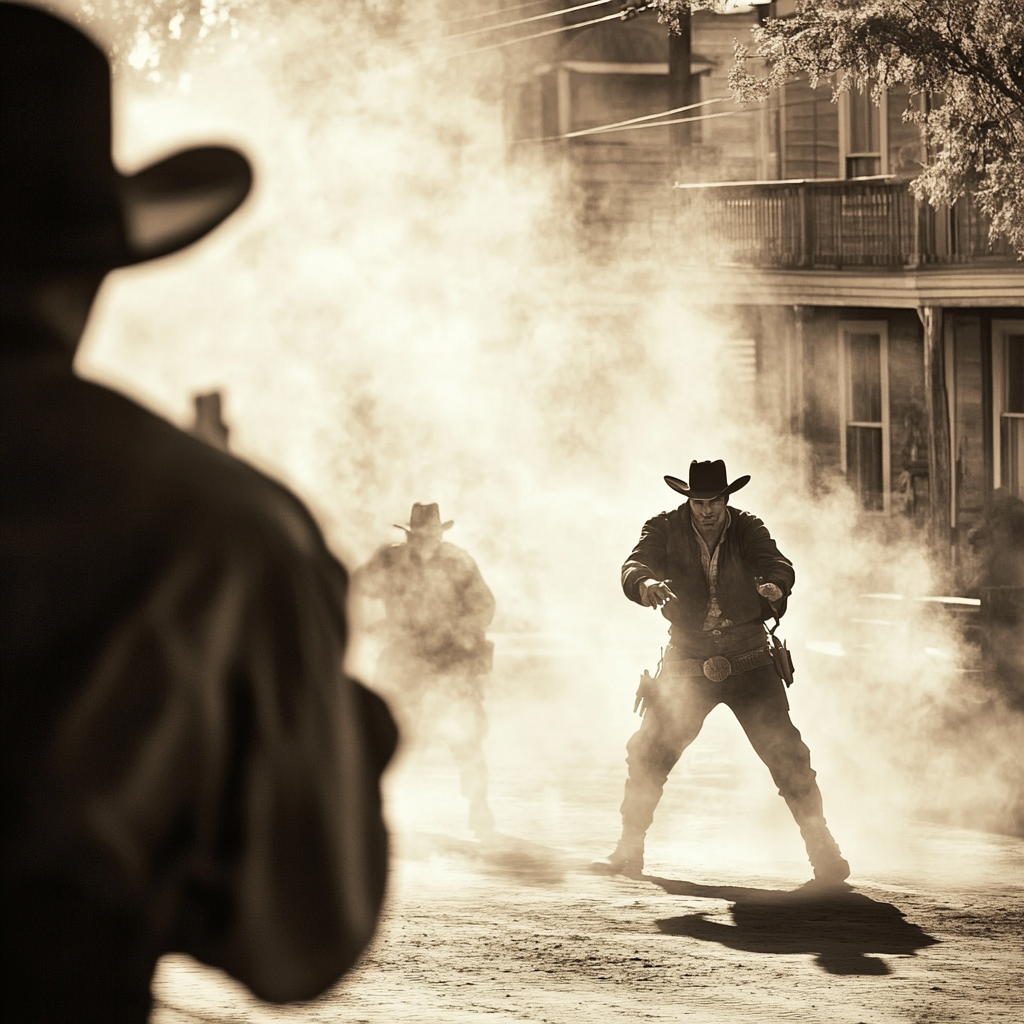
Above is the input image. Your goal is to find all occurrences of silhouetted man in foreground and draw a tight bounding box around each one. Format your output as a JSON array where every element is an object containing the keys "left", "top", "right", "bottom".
[
  {"left": 358, "top": 503, "right": 496, "bottom": 836},
  {"left": 1, "top": 7, "right": 395, "bottom": 1021},
  {"left": 593, "top": 460, "right": 849, "bottom": 885}
]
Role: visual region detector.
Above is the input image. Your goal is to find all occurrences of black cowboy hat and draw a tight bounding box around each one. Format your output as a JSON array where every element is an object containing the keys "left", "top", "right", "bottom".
[
  {"left": 0, "top": 4, "right": 252, "bottom": 278},
  {"left": 665, "top": 460, "right": 750, "bottom": 501},
  {"left": 394, "top": 503, "right": 454, "bottom": 534}
]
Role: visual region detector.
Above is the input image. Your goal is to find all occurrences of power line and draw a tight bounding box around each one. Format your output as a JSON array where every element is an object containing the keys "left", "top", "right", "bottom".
[
  {"left": 584, "top": 108, "right": 739, "bottom": 136},
  {"left": 446, "top": 0, "right": 560, "bottom": 25},
  {"left": 514, "top": 105, "right": 742, "bottom": 143},
  {"left": 512, "top": 93, "right": 840, "bottom": 144},
  {"left": 435, "top": 0, "right": 613, "bottom": 44},
  {"left": 439, "top": 7, "right": 642, "bottom": 60},
  {"left": 564, "top": 96, "right": 726, "bottom": 136}
]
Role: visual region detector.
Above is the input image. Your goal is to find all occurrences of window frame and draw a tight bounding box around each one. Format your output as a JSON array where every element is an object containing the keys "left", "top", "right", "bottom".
[
  {"left": 838, "top": 320, "right": 891, "bottom": 513},
  {"left": 838, "top": 85, "right": 888, "bottom": 179},
  {"left": 991, "top": 318, "right": 1024, "bottom": 494}
]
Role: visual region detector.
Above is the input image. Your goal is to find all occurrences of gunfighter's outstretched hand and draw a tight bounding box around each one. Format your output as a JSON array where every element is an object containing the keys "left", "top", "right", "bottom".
[{"left": 639, "top": 578, "right": 677, "bottom": 608}]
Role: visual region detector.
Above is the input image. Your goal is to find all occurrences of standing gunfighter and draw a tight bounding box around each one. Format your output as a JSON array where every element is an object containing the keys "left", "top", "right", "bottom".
[
  {"left": 593, "top": 460, "right": 850, "bottom": 885},
  {"left": 358, "top": 504, "right": 497, "bottom": 837},
  {"left": 1, "top": 6, "right": 395, "bottom": 1022}
]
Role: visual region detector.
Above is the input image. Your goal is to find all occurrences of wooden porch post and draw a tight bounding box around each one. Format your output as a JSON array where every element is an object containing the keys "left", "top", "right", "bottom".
[
  {"left": 667, "top": 7, "right": 693, "bottom": 169},
  {"left": 920, "top": 305, "right": 952, "bottom": 562},
  {"left": 791, "top": 305, "right": 809, "bottom": 490}
]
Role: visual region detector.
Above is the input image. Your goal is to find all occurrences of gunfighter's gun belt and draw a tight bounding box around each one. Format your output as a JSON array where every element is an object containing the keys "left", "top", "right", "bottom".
[
  {"left": 634, "top": 644, "right": 777, "bottom": 714},
  {"left": 664, "top": 647, "right": 776, "bottom": 683}
]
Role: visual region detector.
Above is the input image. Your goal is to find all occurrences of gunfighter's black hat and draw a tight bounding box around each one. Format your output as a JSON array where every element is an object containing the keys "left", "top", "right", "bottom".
[
  {"left": 0, "top": 3, "right": 252, "bottom": 280},
  {"left": 665, "top": 460, "right": 750, "bottom": 501}
]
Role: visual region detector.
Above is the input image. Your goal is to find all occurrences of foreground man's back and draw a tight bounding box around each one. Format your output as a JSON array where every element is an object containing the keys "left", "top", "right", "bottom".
[
  {"left": 1, "top": 368, "right": 393, "bottom": 1020},
  {"left": 0, "top": 5, "right": 395, "bottom": 1020}
]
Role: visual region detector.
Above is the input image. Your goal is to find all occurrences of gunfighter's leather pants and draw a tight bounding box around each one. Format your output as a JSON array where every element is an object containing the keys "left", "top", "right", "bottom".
[{"left": 620, "top": 660, "right": 845, "bottom": 874}]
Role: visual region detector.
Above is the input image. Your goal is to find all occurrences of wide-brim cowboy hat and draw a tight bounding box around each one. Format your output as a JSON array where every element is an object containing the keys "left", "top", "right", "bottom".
[
  {"left": 665, "top": 460, "right": 750, "bottom": 501},
  {"left": 394, "top": 502, "right": 454, "bottom": 534},
  {"left": 1, "top": 4, "right": 252, "bottom": 277}
]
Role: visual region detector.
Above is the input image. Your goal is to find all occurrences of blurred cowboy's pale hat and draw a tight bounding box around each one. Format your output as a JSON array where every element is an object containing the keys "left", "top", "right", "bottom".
[
  {"left": 394, "top": 503, "right": 454, "bottom": 534},
  {"left": 1, "top": 3, "right": 252, "bottom": 278},
  {"left": 665, "top": 460, "right": 750, "bottom": 500}
]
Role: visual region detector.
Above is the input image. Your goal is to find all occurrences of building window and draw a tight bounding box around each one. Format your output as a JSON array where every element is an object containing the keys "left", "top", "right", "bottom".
[
  {"left": 993, "top": 320, "right": 1024, "bottom": 498},
  {"left": 840, "top": 84, "right": 887, "bottom": 178},
  {"left": 780, "top": 77, "right": 839, "bottom": 179},
  {"left": 840, "top": 322, "right": 890, "bottom": 512}
]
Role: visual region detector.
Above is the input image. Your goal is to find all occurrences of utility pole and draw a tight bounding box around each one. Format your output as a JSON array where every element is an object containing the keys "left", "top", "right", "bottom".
[{"left": 667, "top": 4, "right": 693, "bottom": 169}]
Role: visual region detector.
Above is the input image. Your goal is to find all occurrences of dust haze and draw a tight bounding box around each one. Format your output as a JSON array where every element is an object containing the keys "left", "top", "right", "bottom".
[{"left": 48, "top": 0, "right": 1023, "bottom": 879}]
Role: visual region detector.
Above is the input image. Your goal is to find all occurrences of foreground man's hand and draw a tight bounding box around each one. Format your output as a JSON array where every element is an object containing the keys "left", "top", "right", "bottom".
[
  {"left": 639, "top": 579, "right": 676, "bottom": 608},
  {"left": 757, "top": 582, "right": 783, "bottom": 603}
]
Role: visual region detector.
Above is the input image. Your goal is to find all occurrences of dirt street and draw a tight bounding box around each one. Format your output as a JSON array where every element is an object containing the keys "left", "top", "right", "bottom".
[{"left": 151, "top": 642, "right": 1023, "bottom": 1024}]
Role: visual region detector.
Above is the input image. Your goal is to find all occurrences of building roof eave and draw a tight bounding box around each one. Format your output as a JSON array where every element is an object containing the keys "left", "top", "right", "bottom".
[{"left": 671, "top": 265, "right": 1024, "bottom": 309}]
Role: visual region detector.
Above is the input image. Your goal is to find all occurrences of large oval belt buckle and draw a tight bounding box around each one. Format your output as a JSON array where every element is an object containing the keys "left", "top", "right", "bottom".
[{"left": 702, "top": 656, "right": 732, "bottom": 682}]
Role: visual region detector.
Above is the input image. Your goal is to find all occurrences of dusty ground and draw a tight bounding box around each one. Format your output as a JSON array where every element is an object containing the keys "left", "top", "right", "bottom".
[{"left": 151, "top": 641, "right": 1024, "bottom": 1024}]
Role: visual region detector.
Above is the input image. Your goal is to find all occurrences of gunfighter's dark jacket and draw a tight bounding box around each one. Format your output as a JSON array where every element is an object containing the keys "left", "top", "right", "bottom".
[{"left": 621, "top": 504, "right": 795, "bottom": 637}]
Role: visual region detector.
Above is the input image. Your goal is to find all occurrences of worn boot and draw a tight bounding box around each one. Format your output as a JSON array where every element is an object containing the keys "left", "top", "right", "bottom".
[
  {"left": 588, "top": 828, "right": 645, "bottom": 877},
  {"left": 801, "top": 817, "right": 850, "bottom": 885}
]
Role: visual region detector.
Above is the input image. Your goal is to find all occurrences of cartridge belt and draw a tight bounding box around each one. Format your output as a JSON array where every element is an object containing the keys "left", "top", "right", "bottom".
[{"left": 665, "top": 646, "right": 774, "bottom": 683}]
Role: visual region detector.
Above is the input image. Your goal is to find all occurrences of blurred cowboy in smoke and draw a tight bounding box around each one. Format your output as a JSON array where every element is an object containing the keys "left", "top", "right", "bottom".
[
  {"left": 592, "top": 460, "right": 850, "bottom": 885},
  {"left": 358, "top": 503, "right": 497, "bottom": 837},
  {"left": 1, "top": 6, "right": 395, "bottom": 1022}
]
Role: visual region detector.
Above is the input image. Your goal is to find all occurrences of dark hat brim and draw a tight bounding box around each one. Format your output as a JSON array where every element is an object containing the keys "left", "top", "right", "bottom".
[
  {"left": 119, "top": 146, "right": 252, "bottom": 266},
  {"left": 664, "top": 474, "right": 750, "bottom": 500},
  {"left": 393, "top": 521, "right": 455, "bottom": 533}
]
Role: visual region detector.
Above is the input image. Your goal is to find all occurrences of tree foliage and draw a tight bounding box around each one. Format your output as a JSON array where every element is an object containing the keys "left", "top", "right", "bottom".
[
  {"left": 653, "top": 0, "right": 1024, "bottom": 255},
  {"left": 73, "top": 0, "right": 253, "bottom": 79}
]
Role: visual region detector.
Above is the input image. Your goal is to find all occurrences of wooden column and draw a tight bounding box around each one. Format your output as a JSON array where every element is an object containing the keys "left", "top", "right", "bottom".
[
  {"left": 920, "top": 306, "right": 952, "bottom": 560},
  {"left": 790, "top": 305, "right": 809, "bottom": 491},
  {"left": 667, "top": 6, "right": 693, "bottom": 165}
]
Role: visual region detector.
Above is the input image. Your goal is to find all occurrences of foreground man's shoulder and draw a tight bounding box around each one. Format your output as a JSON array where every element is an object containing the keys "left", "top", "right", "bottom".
[
  {"left": 12, "top": 370, "right": 359, "bottom": 580},
  {"left": 186, "top": 447, "right": 328, "bottom": 562},
  {"left": 73, "top": 375, "right": 330, "bottom": 562}
]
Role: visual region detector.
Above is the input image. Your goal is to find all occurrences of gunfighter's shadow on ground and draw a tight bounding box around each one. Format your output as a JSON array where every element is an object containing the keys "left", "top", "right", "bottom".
[{"left": 647, "top": 877, "right": 938, "bottom": 975}]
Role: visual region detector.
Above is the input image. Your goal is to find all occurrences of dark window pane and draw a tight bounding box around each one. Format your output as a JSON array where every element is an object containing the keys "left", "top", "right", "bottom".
[
  {"left": 783, "top": 78, "right": 840, "bottom": 179},
  {"left": 1007, "top": 334, "right": 1024, "bottom": 413},
  {"left": 848, "top": 424, "right": 884, "bottom": 511},
  {"left": 846, "top": 155, "right": 881, "bottom": 178},
  {"left": 953, "top": 317, "right": 985, "bottom": 517},
  {"left": 848, "top": 85, "right": 879, "bottom": 153},
  {"left": 848, "top": 332, "right": 882, "bottom": 422},
  {"left": 1002, "top": 416, "right": 1024, "bottom": 498}
]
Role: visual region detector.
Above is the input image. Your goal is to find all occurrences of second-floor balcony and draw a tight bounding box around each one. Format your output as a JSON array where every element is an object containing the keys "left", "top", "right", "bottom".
[{"left": 673, "top": 177, "right": 1018, "bottom": 270}]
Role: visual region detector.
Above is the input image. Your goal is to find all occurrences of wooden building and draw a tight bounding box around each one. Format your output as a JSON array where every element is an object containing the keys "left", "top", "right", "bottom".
[{"left": 504, "top": 0, "right": 1024, "bottom": 577}]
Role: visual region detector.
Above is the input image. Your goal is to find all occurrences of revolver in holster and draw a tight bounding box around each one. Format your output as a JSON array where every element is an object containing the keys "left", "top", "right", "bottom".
[{"left": 634, "top": 669, "right": 656, "bottom": 717}]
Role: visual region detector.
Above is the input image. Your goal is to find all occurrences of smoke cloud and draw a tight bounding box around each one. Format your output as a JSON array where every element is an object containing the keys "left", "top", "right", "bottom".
[{"left": 50, "top": 0, "right": 1023, "bottom": 878}]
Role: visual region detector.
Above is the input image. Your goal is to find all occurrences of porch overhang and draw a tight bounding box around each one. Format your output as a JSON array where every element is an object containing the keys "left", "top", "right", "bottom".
[{"left": 673, "top": 265, "right": 1024, "bottom": 309}]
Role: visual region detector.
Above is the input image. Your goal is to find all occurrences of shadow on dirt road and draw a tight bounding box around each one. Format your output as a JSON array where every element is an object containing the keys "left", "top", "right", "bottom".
[
  {"left": 648, "top": 877, "right": 938, "bottom": 976},
  {"left": 402, "top": 831, "right": 571, "bottom": 885}
]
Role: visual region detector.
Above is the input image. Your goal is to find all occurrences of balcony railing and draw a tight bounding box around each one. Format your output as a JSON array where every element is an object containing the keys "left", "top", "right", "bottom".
[{"left": 673, "top": 177, "right": 1017, "bottom": 269}]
